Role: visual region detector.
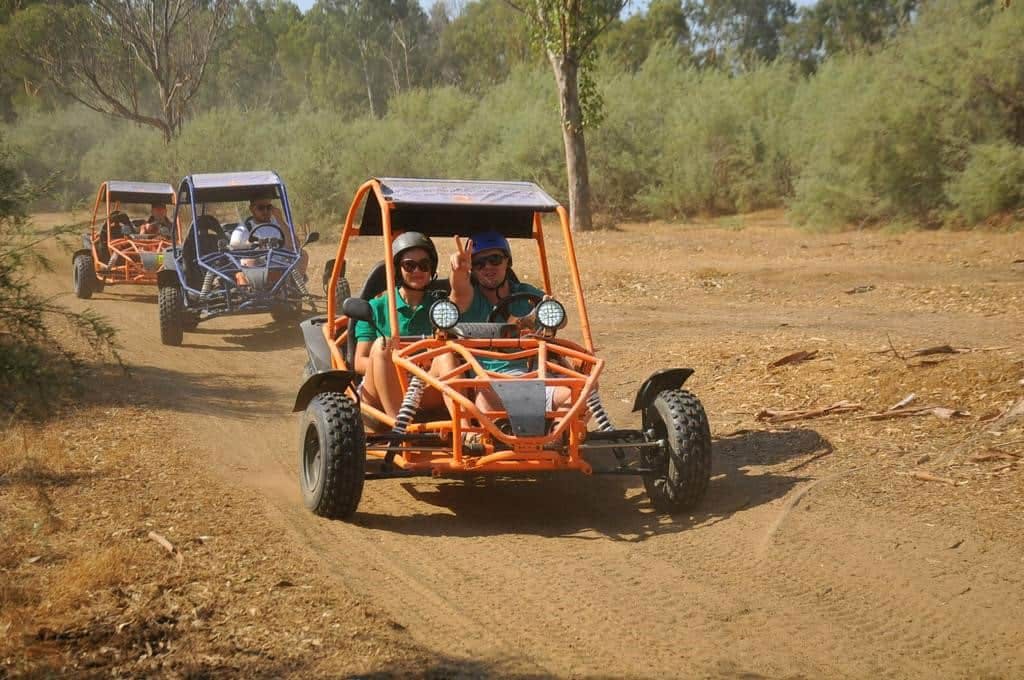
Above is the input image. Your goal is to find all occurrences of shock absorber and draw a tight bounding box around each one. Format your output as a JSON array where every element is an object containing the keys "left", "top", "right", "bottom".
[
  {"left": 587, "top": 390, "right": 626, "bottom": 464},
  {"left": 391, "top": 376, "right": 425, "bottom": 435},
  {"left": 200, "top": 272, "right": 215, "bottom": 297},
  {"left": 587, "top": 390, "right": 615, "bottom": 432},
  {"left": 291, "top": 270, "right": 310, "bottom": 298}
]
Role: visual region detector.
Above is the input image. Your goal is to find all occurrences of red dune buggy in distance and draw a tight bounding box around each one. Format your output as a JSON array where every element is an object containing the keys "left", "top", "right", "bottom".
[
  {"left": 72, "top": 180, "right": 177, "bottom": 298},
  {"left": 294, "top": 177, "right": 712, "bottom": 519}
]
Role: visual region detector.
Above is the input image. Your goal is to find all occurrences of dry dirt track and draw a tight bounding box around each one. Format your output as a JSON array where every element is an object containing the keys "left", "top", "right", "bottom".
[{"left": 34, "top": 213, "right": 1024, "bottom": 678}]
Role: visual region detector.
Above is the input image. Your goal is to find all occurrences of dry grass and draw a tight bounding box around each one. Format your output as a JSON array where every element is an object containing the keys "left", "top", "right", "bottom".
[{"left": 0, "top": 409, "right": 439, "bottom": 677}]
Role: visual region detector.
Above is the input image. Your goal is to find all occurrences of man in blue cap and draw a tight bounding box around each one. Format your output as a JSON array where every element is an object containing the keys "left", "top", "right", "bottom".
[{"left": 449, "top": 230, "right": 571, "bottom": 416}]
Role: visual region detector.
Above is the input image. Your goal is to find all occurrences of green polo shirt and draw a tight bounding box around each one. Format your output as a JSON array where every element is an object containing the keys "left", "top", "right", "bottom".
[
  {"left": 352, "top": 289, "right": 433, "bottom": 342},
  {"left": 463, "top": 281, "right": 545, "bottom": 373}
]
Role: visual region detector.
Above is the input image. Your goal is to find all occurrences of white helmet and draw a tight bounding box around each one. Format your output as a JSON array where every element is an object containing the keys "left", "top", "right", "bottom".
[{"left": 229, "top": 224, "right": 252, "bottom": 250}]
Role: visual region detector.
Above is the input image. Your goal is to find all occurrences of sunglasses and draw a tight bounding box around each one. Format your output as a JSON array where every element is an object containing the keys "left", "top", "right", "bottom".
[
  {"left": 399, "top": 258, "right": 432, "bottom": 273},
  {"left": 254, "top": 203, "right": 273, "bottom": 211},
  {"left": 472, "top": 253, "right": 507, "bottom": 269}
]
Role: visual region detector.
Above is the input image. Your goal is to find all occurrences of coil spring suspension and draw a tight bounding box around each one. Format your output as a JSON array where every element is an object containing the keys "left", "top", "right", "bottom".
[
  {"left": 391, "top": 376, "right": 426, "bottom": 435},
  {"left": 587, "top": 391, "right": 627, "bottom": 463},
  {"left": 292, "top": 270, "right": 310, "bottom": 298},
  {"left": 200, "top": 272, "right": 215, "bottom": 297},
  {"left": 587, "top": 391, "right": 615, "bottom": 432}
]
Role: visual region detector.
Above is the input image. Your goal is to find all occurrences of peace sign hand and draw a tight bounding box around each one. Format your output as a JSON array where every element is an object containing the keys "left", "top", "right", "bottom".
[{"left": 450, "top": 235, "right": 473, "bottom": 280}]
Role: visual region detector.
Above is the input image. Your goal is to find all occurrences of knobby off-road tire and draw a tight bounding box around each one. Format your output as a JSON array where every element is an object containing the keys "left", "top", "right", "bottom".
[
  {"left": 72, "top": 254, "right": 95, "bottom": 299},
  {"left": 334, "top": 277, "right": 351, "bottom": 307},
  {"left": 642, "top": 388, "right": 712, "bottom": 513},
  {"left": 158, "top": 284, "right": 184, "bottom": 346},
  {"left": 299, "top": 392, "right": 366, "bottom": 519}
]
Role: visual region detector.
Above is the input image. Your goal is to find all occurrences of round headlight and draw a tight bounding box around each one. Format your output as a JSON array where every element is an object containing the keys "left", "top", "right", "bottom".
[
  {"left": 429, "top": 299, "right": 460, "bottom": 330},
  {"left": 535, "top": 299, "right": 566, "bottom": 330}
]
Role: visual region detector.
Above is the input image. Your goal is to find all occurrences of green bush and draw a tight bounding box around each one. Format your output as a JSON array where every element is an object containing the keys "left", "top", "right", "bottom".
[{"left": 946, "top": 142, "right": 1024, "bottom": 222}]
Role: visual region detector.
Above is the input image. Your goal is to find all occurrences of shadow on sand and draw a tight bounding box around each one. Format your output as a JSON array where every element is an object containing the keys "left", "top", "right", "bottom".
[
  {"left": 353, "top": 428, "right": 830, "bottom": 542},
  {"left": 181, "top": 321, "right": 304, "bottom": 352}
]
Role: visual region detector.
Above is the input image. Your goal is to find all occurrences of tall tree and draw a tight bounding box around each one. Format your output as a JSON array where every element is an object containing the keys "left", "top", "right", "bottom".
[
  {"left": 783, "top": 0, "right": 917, "bottom": 73},
  {"left": 506, "top": 0, "right": 629, "bottom": 231},
  {"left": 686, "top": 0, "right": 796, "bottom": 69},
  {"left": 8, "top": 0, "right": 233, "bottom": 142},
  {"left": 601, "top": 0, "right": 690, "bottom": 71}
]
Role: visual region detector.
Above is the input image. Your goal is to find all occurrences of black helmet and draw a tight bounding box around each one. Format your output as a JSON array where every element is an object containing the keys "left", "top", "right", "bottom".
[{"left": 391, "top": 231, "right": 437, "bottom": 286}]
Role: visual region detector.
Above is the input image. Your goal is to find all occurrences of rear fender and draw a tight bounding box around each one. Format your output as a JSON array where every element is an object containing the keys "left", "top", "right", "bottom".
[
  {"left": 157, "top": 269, "right": 180, "bottom": 287},
  {"left": 293, "top": 370, "right": 359, "bottom": 412},
  {"left": 301, "top": 316, "right": 332, "bottom": 373},
  {"left": 631, "top": 368, "right": 695, "bottom": 412}
]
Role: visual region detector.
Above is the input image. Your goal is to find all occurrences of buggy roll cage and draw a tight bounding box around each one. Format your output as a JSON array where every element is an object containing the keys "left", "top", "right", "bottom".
[
  {"left": 167, "top": 171, "right": 303, "bottom": 312},
  {"left": 317, "top": 177, "right": 604, "bottom": 473},
  {"left": 85, "top": 180, "right": 177, "bottom": 284}
]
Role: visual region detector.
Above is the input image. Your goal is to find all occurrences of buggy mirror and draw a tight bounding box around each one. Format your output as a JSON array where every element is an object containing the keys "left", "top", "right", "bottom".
[{"left": 303, "top": 231, "right": 320, "bottom": 246}]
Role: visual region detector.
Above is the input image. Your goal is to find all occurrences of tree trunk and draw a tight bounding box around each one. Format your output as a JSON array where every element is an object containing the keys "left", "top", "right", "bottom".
[
  {"left": 357, "top": 41, "right": 377, "bottom": 118},
  {"left": 548, "top": 52, "right": 594, "bottom": 232}
]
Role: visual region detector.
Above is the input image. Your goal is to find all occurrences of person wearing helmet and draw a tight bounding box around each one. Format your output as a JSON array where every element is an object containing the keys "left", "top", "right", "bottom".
[
  {"left": 353, "top": 231, "right": 446, "bottom": 418},
  {"left": 447, "top": 230, "right": 572, "bottom": 417}
]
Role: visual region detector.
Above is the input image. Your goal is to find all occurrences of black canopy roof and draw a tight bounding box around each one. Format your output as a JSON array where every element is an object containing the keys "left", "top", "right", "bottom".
[
  {"left": 359, "top": 178, "right": 560, "bottom": 238},
  {"left": 105, "top": 181, "right": 175, "bottom": 205},
  {"left": 181, "top": 171, "right": 284, "bottom": 203}
]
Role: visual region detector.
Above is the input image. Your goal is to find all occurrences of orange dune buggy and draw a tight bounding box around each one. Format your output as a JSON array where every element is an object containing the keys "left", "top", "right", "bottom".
[
  {"left": 294, "top": 178, "right": 712, "bottom": 519},
  {"left": 72, "top": 180, "right": 177, "bottom": 298}
]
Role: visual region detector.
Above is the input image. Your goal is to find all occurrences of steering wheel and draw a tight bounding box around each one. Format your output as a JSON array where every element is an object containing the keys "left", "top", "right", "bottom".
[
  {"left": 249, "top": 222, "right": 285, "bottom": 248},
  {"left": 487, "top": 292, "right": 543, "bottom": 323}
]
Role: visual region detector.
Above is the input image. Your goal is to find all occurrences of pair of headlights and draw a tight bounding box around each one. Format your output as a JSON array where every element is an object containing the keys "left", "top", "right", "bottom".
[{"left": 428, "top": 299, "right": 567, "bottom": 331}]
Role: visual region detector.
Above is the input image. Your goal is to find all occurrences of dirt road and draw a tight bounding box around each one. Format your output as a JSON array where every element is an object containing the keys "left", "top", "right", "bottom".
[{"left": 28, "top": 213, "right": 1024, "bottom": 677}]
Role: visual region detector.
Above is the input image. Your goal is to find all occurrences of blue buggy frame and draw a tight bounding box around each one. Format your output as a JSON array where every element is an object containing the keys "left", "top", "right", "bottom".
[{"left": 156, "top": 171, "right": 319, "bottom": 346}]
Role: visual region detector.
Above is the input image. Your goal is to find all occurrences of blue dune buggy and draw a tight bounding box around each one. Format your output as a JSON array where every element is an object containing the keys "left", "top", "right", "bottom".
[{"left": 157, "top": 171, "right": 319, "bottom": 345}]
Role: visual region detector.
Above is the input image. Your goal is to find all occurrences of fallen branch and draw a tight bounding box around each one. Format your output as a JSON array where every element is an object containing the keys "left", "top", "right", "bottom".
[
  {"left": 148, "top": 531, "right": 183, "bottom": 567},
  {"left": 768, "top": 349, "right": 818, "bottom": 369},
  {"left": 911, "top": 470, "right": 960, "bottom": 486},
  {"left": 756, "top": 400, "right": 862, "bottom": 423},
  {"left": 858, "top": 405, "right": 969, "bottom": 421}
]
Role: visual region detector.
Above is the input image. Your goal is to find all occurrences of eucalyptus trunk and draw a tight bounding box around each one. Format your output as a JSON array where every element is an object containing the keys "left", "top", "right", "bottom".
[{"left": 548, "top": 52, "right": 594, "bottom": 232}]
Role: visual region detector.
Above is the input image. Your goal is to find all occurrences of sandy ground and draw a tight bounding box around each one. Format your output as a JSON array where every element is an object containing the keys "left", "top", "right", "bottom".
[{"left": 4, "top": 210, "right": 1024, "bottom": 678}]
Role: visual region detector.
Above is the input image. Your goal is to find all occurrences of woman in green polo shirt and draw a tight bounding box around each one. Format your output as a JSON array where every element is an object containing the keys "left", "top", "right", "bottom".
[{"left": 354, "top": 232, "right": 441, "bottom": 418}]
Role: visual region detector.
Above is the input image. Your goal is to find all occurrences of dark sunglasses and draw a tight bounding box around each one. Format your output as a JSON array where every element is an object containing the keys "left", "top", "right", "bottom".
[
  {"left": 399, "top": 258, "right": 432, "bottom": 273},
  {"left": 254, "top": 203, "right": 273, "bottom": 211},
  {"left": 472, "top": 253, "right": 507, "bottom": 269}
]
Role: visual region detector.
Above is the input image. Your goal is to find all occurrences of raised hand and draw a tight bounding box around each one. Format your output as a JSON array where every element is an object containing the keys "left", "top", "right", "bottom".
[{"left": 450, "top": 235, "right": 472, "bottom": 279}]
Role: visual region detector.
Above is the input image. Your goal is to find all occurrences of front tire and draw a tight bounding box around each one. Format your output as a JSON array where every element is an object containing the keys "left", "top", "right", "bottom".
[
  {"left": 299, "top": 392, "right": 365, "bottom": 519},
  {"left": 642, "top": 389, "right": 712, "bottom": 513},
  {"left": 73, "top": 254, "right": 95, "bottom": 299},
  {"left": 158, "top": 284, "right": 184, "bottom": 346}
]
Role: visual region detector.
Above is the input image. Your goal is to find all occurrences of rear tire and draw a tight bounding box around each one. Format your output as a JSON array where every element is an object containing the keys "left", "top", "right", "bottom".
[
  {"left": 642, "top": 389, "right": 712, "bottom": 513},
  {"left": 334, "top": 277, "right": 351, "bottom": 306},
  {"left": 72, "top": 254, "right": 95, "bottom": 299},
  {"left": 158, "top": 284, "right": 184, "bottom": 346},
  {"left": 299, "top": 392, "right": 365, "bottom": 519}
]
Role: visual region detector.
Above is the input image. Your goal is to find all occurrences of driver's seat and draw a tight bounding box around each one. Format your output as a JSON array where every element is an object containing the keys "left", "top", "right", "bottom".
[{"left": 181, "top": 215, "right": 225, "bottom": 289}]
